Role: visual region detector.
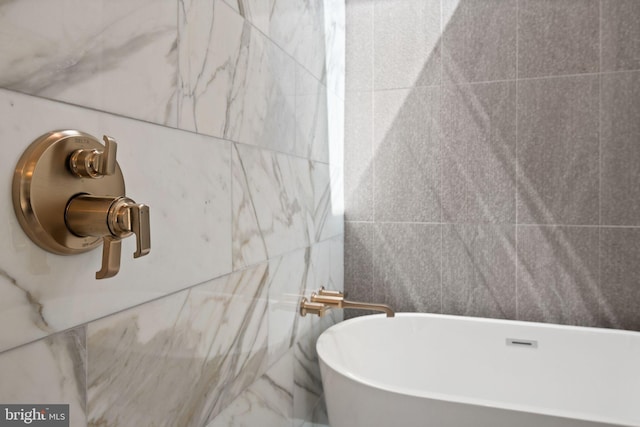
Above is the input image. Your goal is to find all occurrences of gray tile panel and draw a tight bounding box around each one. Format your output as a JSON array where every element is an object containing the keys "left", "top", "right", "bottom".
[
  {"left": 601, "top": 0, "right": 640, "bottom": 72},
  {"left": 517, "top": 75, "right": 599, "bottom": 225},
  {"left": 374, "top": 0, "right": 441, "bottom": 89},
  {"left": 442, "top": 81, "right": 516, "bottom": 223},
  {"left": 600, "top": 71, "right": 640, "bottom": 226},
  {"left": 442, "top": 224, "right": 516, "bottom": 319},
  {"left": 374, "top": 87, "right": 441, "bottom": 222},
  {"left": 517, "top": 226, "right": 600, "bottom": 326},
  {"left": 442, "top": 0, "right": 517, "bottom": 83},
  {"left": 518, "top": 0, "right": 599, "bottom": 78},
  {"left": 373, "top": 223, "right": 442, "bottom": 314},
  {"left": 600, "top": 227, "right": 640, "bottom": 331}
]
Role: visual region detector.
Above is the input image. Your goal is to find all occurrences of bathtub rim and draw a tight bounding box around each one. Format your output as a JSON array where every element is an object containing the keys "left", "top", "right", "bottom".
[{"left": 317, "top": 312, "right": 640, "bottom": 427}]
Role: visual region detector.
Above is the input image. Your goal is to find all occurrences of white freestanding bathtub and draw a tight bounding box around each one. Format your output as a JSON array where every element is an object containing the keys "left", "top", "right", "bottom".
[{"left": 317, "top": 313, "right": 640, "bottom": 427}]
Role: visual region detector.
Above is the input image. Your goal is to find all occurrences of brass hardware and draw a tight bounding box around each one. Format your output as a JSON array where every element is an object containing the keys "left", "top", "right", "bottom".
[
  {"left": 66, "top": 195, "right": 151, "bottom": 278},
  {"left": 69, "top": 135, "right": 118, "bottom": 178},
  {"left": 12, "top": 130, "right": 150, "bottom": 279},
  {"left": 299, "top": 297, "right": 327, "bottom": 317},
  {"left": 299, "top": 287, "right": 395, "bottom": 318},
  {"left": 317, "top": 288, "right": 345, "bottom": 298}
]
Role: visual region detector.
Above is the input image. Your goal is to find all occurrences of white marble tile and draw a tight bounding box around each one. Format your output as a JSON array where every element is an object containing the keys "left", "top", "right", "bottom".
[
  {"left": 269, "top": 0, "right": 328, "bottom": 82},
  {"left": 290, "top": 239, "right": 342, "bottom": 425},
  {"left": 267, "top": 248, "right": 309, "bottom": 366},
  {"left": 313, "top": 162, "right": 344, "bottom": 242},
  {"left": 231, "top": 144, "right": 268, "bottom": 270},
  {"left": 296, "top": 66, "right": 329, "bottom": 163},
  {"left": 307, "top": 241, "right": 332, "bottom": 293},
  {"left": 0, "top": 89, "right": 231, "bottom": 353},
  {"left": 232, "top": 142, "right": 342, "bottom": 268},
  {"left": 293, "top": 317, "right": 326, "bottom": 425},
  {"left": 87, "top": 265, "right": 269, "bottom": 427},
  {"left": 231, "top": 143, "right": 311, "bottom": 267},
  {"left": 267, "top": 238, "right": 343, "bottom": 368},
  {"left": 224, "top": 0, "right": 276, "bottom": 37},
  {"left": 322, "top": 0, "right": 346, "bottom": 100},
  {"left": 293, "top": 240, "right": 343, "bottom": 341},
  {"left": 223, "top": 0, "right": 242, "bottom": 13},
  {"left": 178, "top": 0, "right": 296, "bottom": 156},
  {"left": 0, "top": 0, "right": 178, "bottom": 126},
  {"left": 207, "top": 350, "right": 295, "bottom": 427},
  {"left": 228, "top": 0, "right": 328, "bottom": 83},
  {"left": 299, "top": 395, "right": 329, "bottom": 427},
  {"left": 0, "top": 327, "right": 86, "bottom": 427},
  {"left": 327, "top": 84, "right": 345, "bottom": 224}
]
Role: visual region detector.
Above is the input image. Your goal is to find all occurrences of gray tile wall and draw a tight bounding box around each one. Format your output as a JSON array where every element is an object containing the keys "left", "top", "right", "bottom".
[{"left": 344, "top": 0, "right": 640, "bottom": 331}]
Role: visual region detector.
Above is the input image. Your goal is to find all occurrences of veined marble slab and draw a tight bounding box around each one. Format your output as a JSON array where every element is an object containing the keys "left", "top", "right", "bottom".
[
  {"left": 294, "top": 310, "right": 337, "bottom": 426},
  {"left": 224, "top": 0, "right": 327, "bottom": 83},
  {"left": 292, "top": 238, "right": 342, "bottom": 425},
  {"left": 208, "top": 238, "right": 343, "bottom": 427},
  {"left": 300, "top": 395, "right": 330, "bottom": 427},
  {"left": 0, "top": 327, "right": 87, "bottom": 427},
  {"left": 206, "top": 349, "right": 295, "bottom": 427},
  {"left": 322, "top": 0, "right": 346, "bottom": 100},
  {"left": 269, "top": 236, "right": 344, "bottom": 367},
  {"left": 87, "top": 265, "right": 269, "bottom": 427},
  {"left": 0, "top": 89, "right": 231, "bottom": 353},
  {"left": 296, "top": 66, "right": 329, "bottom": 163},
  {"left": 231, "top": 143, "right": 341, "bottom": 269},
  {"left": 312, "top": 162, "right": 344, "bottom": 242},
  {"left": 0, "top": 0, "right": 178, "bottom": 126},
  {"left": 178, "top": 0, "right": 296, "bottom": 156},
  {"left": 267, "top": 248, "right": 309, "bottom": 366}
]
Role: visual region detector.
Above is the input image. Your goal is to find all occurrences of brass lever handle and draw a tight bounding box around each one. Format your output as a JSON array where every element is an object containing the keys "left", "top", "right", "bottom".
[
  {"left": 317, "top": 287, "right": 345, "bottom": 298},
  {"left": 98, "top": 135, "right": 118, "bottom": 176},
  {"left": 130, "top": 204, "right": 150, "bottom": 258},
  {"left": 96, "top": 236, "right": 122, "bottom": 279},
  {"left": 69, "top": 135, "right": 118, "bottom": 178},
  {"left": 66, "top": 195, "right": 151, "bottom": 279}
]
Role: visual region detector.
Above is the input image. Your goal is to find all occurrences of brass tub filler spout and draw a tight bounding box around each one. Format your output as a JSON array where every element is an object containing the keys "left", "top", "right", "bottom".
[{"left": 299, "top": 288, "right": 395, "bottom": 318}]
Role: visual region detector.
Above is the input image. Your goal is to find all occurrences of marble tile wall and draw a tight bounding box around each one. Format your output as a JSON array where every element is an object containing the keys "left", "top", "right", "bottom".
[
  {"left": 0, "top": 0, "right": 344, "bottom": 426},
  {"left": 344, "top": 0, "right": 640, "bottom": 331}
]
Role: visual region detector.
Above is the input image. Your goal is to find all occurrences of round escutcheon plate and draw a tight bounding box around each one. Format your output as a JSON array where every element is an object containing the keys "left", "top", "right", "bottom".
[{"left": 12, "top": 130, "right": 126, "bottom": 255}]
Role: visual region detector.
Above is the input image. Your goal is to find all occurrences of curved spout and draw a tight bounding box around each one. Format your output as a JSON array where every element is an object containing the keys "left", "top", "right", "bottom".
[
  {"left": 304, "top": 289, "right": 396, "bottom": 318},
  {"left": 341, "top": 299, "right": 395, "bottom": 317}
]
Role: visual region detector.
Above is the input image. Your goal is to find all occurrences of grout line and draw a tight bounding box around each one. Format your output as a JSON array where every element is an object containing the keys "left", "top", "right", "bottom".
[
  {"left": 222, "top": 0, "right": 326, "bottom": 87},
  {"left": 598, "top": 0, "right": 603, "bottom": 326},
  {"left": 598, "top": 0, "right": 603, "bottom": 228},
  {"left": 84, "top": 324, "right": 89, "bottom": 414},
  {"left": 0, "top": 86, "right": 331, "bottom": 166},
  {"left": 0, "top": 232, "right": 345, "bottom": 358},
  {"left": 370, "top": 1, "right": 375, "bottom": 224},
  {"left": 229, "top": 142, "right": 234, "bottom": 271},
  {"left": 176, "top": 0, "right": 182, "bottom": 129},
  {"left": 344, "top": 220, "right": 640, "bottom": 228},
  {"left": 368, "top": 68, "right": 640, "bottom": 93},
  {"left": 439, "top": 0, "right": 444, "bottom": 314},
  {"left": 515, "top": 0, "right": 520, "bottom": 320},
  {"left": 370, "top": 0, "right": 376, "bottom": 304}
]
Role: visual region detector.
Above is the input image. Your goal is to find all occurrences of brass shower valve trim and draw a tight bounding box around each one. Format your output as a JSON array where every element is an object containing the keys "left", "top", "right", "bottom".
[{"left": 12, "top": 130, "right": 151, "bottom": 279}]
